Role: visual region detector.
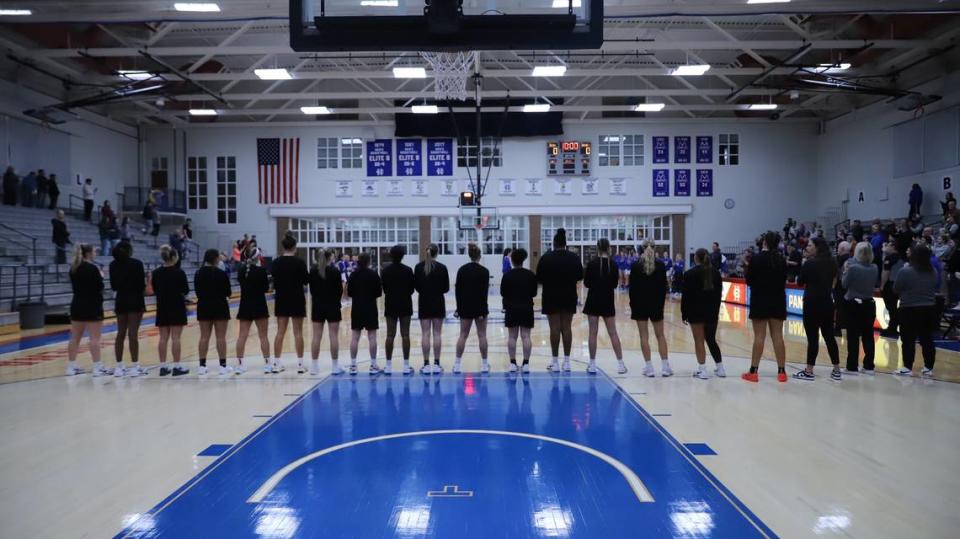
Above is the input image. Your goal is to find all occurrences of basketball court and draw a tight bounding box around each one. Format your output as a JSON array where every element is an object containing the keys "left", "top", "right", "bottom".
[{"left": 3, "top": 1, "right": 960, "bottom": 538}]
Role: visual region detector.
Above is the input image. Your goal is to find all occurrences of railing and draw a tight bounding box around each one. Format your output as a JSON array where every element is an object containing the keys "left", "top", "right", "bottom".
[
  {"left": 0, "top": 264, "right": 47, "bottom": 311},
  {"left": 183, "top": 238, "right": 202, "bottom": 266},
  {"left": 0, "top": 223, "right": 38, "bottom": 264},
  {"left": 123, "top": 187, "right": 187, "bottom": 214}
]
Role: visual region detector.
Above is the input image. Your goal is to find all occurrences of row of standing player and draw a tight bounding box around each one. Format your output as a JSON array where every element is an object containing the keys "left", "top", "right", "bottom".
[{"left": 61, "top": 228, "right": 728, "bottom": 378}]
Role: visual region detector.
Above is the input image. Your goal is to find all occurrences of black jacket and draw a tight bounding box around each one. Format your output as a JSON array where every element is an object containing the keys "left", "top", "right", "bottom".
[
  {"left": 414, "top": 261, "right": 450, "bottom": 319},
  {"left": 381, "top": 262, "right": 415, "bottom": 318},
  {"left": 455, "top": 261, "right": 490, "bottom": 318},
  {"left": 51, "top": 219, "right": 70, "bottom": 246},
  {"left": 535, "top": 248, "right": 583, "bottom": 314},
  {"left": 681, "top": 265, "right": 722, "bottom": 323}
]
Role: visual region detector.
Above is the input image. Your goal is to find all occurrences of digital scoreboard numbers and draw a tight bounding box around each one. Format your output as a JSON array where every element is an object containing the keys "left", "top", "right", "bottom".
[{"left": 547, "top": 141, "right": 591, "bottom": 175}]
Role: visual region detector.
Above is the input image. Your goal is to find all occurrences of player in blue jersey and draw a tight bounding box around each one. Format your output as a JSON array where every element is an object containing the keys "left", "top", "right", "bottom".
[{"left": 672, "top": 253, "right": 686, "bottom": 297}]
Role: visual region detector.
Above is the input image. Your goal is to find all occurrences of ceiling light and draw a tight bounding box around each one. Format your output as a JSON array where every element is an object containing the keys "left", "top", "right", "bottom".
[
  {"left": 189, "top": 109, "right": 218, "bottom": 116},
  {"left": 0, "top": 9, "right": 32, "bottom": 15},
  {"left": 393, "top": 67, "right": 427, "bottom": 78},
  {"left": 412, "top": 105, "right": 439, "bottom": 114},
  {"left": 818, "top": 62, "right": 851, "bottom": 72},
  {"left": 173, "top": 3, "right": 220, "bottom": 12},
  {"left": 671, "top": 64, "right": 711, "bottom": 76},
  {"left": 634, "top": 103, "right": 666, "bottom": 112},
  {"left": 300, "top": 106, "right": 331, "bottom": 114},
  {"left": 748, "top": 104, "right": 778, "bottom": 110},
  {"left": 532, "top": 65, "right": 567, "bottom": 77},
  {"left": 551, "top": 0, "right": 581, "bottom": 7},
  {"left": 254, "top": 68, "right": 291, "bottom": 80},
  {"left": 117, "top": 70, "right": 155, "bottom": 81},
  {"left": 746, "top": 0, "right": 791, "bottom": 4},
  {"left": 523, "top": 103, "right": 551, "bottom": 113},
  {"left": 361, "top": 0, "right": 399, "bottom": 5}
]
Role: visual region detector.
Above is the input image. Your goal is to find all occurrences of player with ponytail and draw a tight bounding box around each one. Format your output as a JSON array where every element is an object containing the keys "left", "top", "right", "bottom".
[{"left": 582, "top": 237, "right": 625, "bottom": 374}]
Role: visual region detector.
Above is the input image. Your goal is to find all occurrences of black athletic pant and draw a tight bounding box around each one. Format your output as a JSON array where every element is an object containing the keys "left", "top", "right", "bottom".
[
  {"left": 898, "top": 305, "right": 937, "bottom": 370},
  {"left": 881, "top": 282, "right": 899, "bottom": 333},
  {"left": 83, "top": 199, "right": 94, "bottom": 221},
  {"left": 703, "top": 319, "right": 722, "bottom": 363},
  {"left": 844, "top": 298, "right": 875, "bottom": 371},
  {"left": 803, "top": 301, "right": 839, "bottom": 366}
]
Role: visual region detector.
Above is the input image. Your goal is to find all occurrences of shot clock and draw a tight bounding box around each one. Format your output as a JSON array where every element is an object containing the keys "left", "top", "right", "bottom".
[{"left": 547, "top": 141, "right": 591, "bottom": 175}]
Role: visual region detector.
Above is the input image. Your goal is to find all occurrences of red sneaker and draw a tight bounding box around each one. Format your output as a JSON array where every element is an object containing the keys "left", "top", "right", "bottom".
[
  {"left": 777, "top": 372, "right": 788, "bottom": 383},
  {"left": 741, "top": 372, "right": 759, "bottom": 383}
]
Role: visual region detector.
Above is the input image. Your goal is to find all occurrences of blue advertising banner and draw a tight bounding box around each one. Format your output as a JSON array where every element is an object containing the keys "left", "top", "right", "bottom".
[
  {"left": 427, "top": 138, "right": 453, "bottom": 176},
  {"left": 366, "top": 139, "right": 392, "bottom": 177},
  {"left": 696, "top": 136, "right": 713, "bottom": 164},
  {"left": 396, "top": 139, "right": 422, "bottom": 177},
  {"left": 674, "top": 169, "right": 691, "bottom": 197},
  {"left": 674, "top": 136, "right": 691, "bottom": 164},
  {"left": 653, "top": 169, "right": 670, "bottom": 197},
  {"left": 696, "top": 169, "right": 713, "bottom": 197},
  {"left": 652, "top": 136, "right": 669, "bottom": 164}
]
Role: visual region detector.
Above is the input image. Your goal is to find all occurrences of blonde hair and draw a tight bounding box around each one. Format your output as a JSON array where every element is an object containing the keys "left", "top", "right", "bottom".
[
  {"left": 71, "top": 243, "right": 94, "bottom": 273},
  {"left": 854, "top": 241, "right": 873, "bottom": 264},
  {"left": 423, "top": 243, "right": 439, "bottom": 275},
  {"left": 315, "top": 249, "right": 335, "bottom": 279},
  {"left": 641, "top": 241, "right": 656, "bottom": 275},
  {"left": 159, "top": 244, "right": 179, "bottom": 265}
]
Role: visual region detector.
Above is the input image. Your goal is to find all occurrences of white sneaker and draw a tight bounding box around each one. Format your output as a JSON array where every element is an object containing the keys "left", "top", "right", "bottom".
[
  {"left": 661, "top": 362, "right": 674, "bottom": 377},
  {"left": 263, "top": 364, "right": 273, "bottom": 374},
  {"left": 420, "top": 364, "right": 432, "bottom": 375},
  {"left": 509, "top": 363, "right": 518, "bottom": 373},
  {"left": 896, "top": 367, "right": 912, "bottom": 376},
  {"left": 128, "top": 365, "right": 146, "bottom": 377},
  {"left": 432, "top": 364, "right": 444, "bottom": 375},
  {"left": 521, "top": 363, "right": 530, "bottom": 374},
  {"left": 402, "top": 363, "right": 413, "bottom": 375},
  {"left": 693, "top": 368, "right": 710, "bottom": 380},
  {"left": 331, "top": 363, "right": 345, "bottom": 376},
  {"left": 369, "top": 363, "right": 383, "bottom": 375},
  {"left": 616, "top": 361, "right": 627, "bottom": 374},
  {"left": 65, "top": 365, "right": 85, "bottom": 376},
  {"left": 642, "top": 362, "right": 656, "bottom": 378},
  {"left": 113, "top": 365, "right": 126, "bottom": 378},
  {"left": 309, "top": 361, "right": 319, "bottom": 376},
  {"left": 197, "top": 366, "right": 208, "bottom": 376},
  {"left": 480, "top": 361, "right": 490, "bottom": 373},
  {"left": 714, "top": 364, "right": 727, "bottom": 378},
  {"left": 92, "top": 365, "right": 109, "bottom": 377},
  {"left": 548, "top": 359, "right": 560, "bottom": 372},
  {"left": 297, "top": 364, "right": 306, "bottom": 374},
  {"left": 562, "top": 358, "right": 571, "bottom": 372},
  {"left": 234, "top": 365, "right": 246, "bottom": 375},
  {"left": 219, "top": 366, "right": 233, "bottom": 376},
  {"left": 452, "top": 361, "right": 462, "bottom": 374},
  {"left": 586, "top": 362, "right": 598, "bottom": 374},
  {"left": 921, "top": 367, "right": 934, "bottom": 378},
  {"left": 349, "top": 364, "right": 359, "bottom": 376},
  {"left": 383, "top": 361, "right": 393, "bottom": 375},
  {"left": 271, "top": 363, "right": 284, "bottom": 374}
]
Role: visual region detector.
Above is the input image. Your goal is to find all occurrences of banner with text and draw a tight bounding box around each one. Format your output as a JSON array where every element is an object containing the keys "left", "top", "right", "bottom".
[
  {"left": 697, "top": 136, "right": 713, "bottom": 164},
  {"left": 652, "top": 136, "right": 669, "bottom": 164},
  {"left": 427, "top": 138, "right": 453, "bottom": 176},
  {"left": 674, "top": 169, "right": 691, "bottom": 197},
  {"left": 674, "top": 136, "right": 691, "bottom": 164},
  {"left": 696, "top": 169, "right": 713, "bottom": 197},
  {"left": 366, "top": 139, "right": 392, "bottom": 177},
  {"left": 396, "top": 139, "right": 422, "bottom": 177},
  {"left": 653, "top": 169, "right": 670, "bottom": 197}
]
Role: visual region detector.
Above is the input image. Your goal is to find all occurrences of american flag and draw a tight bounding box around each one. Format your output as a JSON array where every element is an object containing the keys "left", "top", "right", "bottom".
[{"left": 257, "top": 137, "right": 300, "bottom": 204}]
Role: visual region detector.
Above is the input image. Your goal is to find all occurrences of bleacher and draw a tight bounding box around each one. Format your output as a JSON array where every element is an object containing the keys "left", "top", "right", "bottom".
[{"left": 0, "top": 204, "right": 233, "bottom": 330}]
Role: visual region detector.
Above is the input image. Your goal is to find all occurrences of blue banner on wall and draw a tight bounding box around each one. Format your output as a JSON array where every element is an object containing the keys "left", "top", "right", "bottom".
[
  {"left": 396, "top": 139, "right": 423, "bottom": 177},
  {"left": 674, "top": 136, "right": 691, "bottom": 164},
  {"left": 427, "top": 138, "right": 453, "bottom": 176},
  {"left": 697, "top": 136, "right": 713, "bottom": 164},
  {"left": 366, "top": 139, "right": 393, "bottom": 177},
  {"left": 674, "top": 169, "right": 691, "bottom": 197},
  {"left": 652, "top": 136, "right": 669, "bottom": 164},
  {"left": 653, "top": 169, "right": 670, "bottom": 197},
  {"left": 696, "top": 169, "right": 713, "bottom": 197}
]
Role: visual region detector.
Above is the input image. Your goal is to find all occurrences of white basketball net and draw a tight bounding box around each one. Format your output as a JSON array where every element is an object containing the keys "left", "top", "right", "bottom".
[{"left": 420, "top": 51, "right": 476, "bottom": 101}]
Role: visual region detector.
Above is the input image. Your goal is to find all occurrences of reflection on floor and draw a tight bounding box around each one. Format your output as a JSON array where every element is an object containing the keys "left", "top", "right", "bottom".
[{"left": 1, "top": 294, "right": 959, "bottom": 538}]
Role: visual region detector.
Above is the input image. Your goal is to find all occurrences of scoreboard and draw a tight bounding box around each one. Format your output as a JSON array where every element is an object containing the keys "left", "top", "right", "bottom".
[{"left": 547, "top": 141, "right": 591, "bottom": 175}]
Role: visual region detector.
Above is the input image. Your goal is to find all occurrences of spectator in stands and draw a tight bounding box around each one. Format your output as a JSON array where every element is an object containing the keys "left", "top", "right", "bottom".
[
  {"left": 785, "top": 243, "right": 802, "bottom": 282},
  {"left": 182, "top": 218, "right": 193, "bottom": 240},
  {"left": 82, "top": 178, "right": 97, "bottom": 221},
  {"left": 169, "top": 229, "right": 186, "bottom": 263},
  {"left": 119, "top": 216, "right": 133, "bottom": 242},
  {"left": 941, "top": 192, "right": 956, "bottom": 217},
  {"left": 100, "top": 200, "right": 115, "bottom": 222},
  {"left": 142, "top": 200, "right": 156, "bottom": 235},
  {"left": 943, "top": 214, "right": 960, "bottom": 242},
  {"left": 51, "top": 209, "right": 71, "bottom": 264},
  {"left": 710, "top": 242, "right": 722, "bottom": 270},
  {"left": 909, "top": 183, "right": 923, "bottom": 217},
  {"left": 2, "top": 166, "right": 17, "bottom": 205},
  {"left": 833, "top": 241, "right": 852, "bottom": 336},
  {"left": 895, "top": 243, "right": 938, "bottom": 378},
  {"left": 47, "top": 174, "right": 60, "bottom": 209},
  {"left": 21, "top": 170, "right": 37, "bottom": 208},
  {"left": 842, "top": 242, "right": 878, "bottom": 374},
  {"left": 850, "top": 220, "right": 864, "bottom": 242},
  {"left": 908, "top": 214, "right": 924, "bottom": 237},
  {"left": 880, "top": 237, "right": 908, "bottom": 339},
  {"left": 501, "top": 248, "right": 512, "bottom": 275},
  {"left": 98, "top": 215, "right": 113, "bottom": 256},
  {"left": 35, "top": 169, "right": 48, "bottom": 209},
  {"left": 236, "top": 234, "right": 250, "bottom": 254},
  {"left": 933, "top": 233, "right": 954, "bottom": 261}
]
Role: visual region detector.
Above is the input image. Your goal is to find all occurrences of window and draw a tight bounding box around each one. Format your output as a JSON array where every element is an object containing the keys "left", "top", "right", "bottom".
[
  {"left": 317, "top": 138, "right": 338, "bottom": 169},
  {"left": 457, "top": 137, "right": 502, "bottom": 169},
  {"left": 540, "top": 215, "right": 672, "bottom": 257},
  {"left": 216, "top": 156, "right": 237, "bottom": 224},
  {"left": 719, "top": 133, "right": 739, "bottom": 165},
  {"left": 431, "top": 216, "right": 528, "bottom": 256},
  {"left": 186, "top": 157, "right": 208, "bottom": 210},
  {"left": 598, "top": 135, "right": 621, "bottom": 167},
  {"left": 623, "top": 134, "right": 644, "bottom": 166},
  {"left": 340, "top": 138, "right": 363, "bottom": 168}
]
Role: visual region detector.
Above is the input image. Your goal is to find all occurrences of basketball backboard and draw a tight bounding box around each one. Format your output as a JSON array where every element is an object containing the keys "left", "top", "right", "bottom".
[
  {"left": 289, "top": 0, "right": 603, "bottom": 52},
  {"left": 458, "top": 206, "right": 500, "bottom": 231}
]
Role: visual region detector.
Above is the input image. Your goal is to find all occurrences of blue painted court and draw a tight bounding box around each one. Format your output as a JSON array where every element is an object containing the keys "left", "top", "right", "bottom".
[{"left": 119, "top": 374, "right": 775, "bottom": 538}]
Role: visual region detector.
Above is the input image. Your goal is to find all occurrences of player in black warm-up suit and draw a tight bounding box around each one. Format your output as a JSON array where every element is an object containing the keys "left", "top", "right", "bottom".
[
  {"left": 414, "top": 244, "right": 450, "bottom": 374},
  {"left": 381, "top": 245, "right": 415, "bottom": 375},
  {"left": 236, "top": 247, "right": 270, "bottom": 375},
  {"left": 582, "top": 238, "right": 624, "bottom": 375},
  {"left": 195, "top": 248, "right": 233, "bottom": 376},
  {"left": 454, "top": 243, "right": 490, "bottom": 374},
  {"left": 347, "top": 252, "right": 382, "bottom": 375},
  {"left": 271, "top": 234, "right": 309, "bottom": 374},
  {"left": 536, "top": 228, "right": 584, "bottom": 372},
  {"left": 309, "top": 249, "right": 343, "bottom": 375},
  {"left": 500, "top": 248, "right": 538, "bottom": 372}
]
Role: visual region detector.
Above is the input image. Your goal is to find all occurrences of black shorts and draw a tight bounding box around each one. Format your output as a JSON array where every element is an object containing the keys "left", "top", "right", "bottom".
[
  {"left": 505, "top": 308, "right": 534, "bottom": 329},
  {"left": 312, "top": 308, "right": 342, "bottom": 323},
  {"left": 351, "top": 315, "right": 378, "bottom": 331},
  {"left": 631, "top": 309, "right": 664, "bottom": 322}
]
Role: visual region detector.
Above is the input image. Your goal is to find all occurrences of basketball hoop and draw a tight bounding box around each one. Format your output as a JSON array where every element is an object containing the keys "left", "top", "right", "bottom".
[{"left": 420, "top": 51, "right": 476, "bottom": 101}]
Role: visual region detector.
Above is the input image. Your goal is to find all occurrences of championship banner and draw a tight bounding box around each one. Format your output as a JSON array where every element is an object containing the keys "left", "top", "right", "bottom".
[
  {"left": 427, "top": 138, "right": 453, "bottom": 176},
  {"left": 696, "top": 169, "right": 713, "bottom": 197},
  {"left": 652, "top": 136, "right": 669, "bottom": 164},
  {"left": 366, "top": 139, "right": 392, "bottom": 177},
  {"left": 396, "top": 139, "right": 422, "bottom": 177},
  {"left": 674, "top": 136, "right": 691, "bottom": 164},
  {"left": 653, "top": 169, "right": 669, "bottom": 197},
  {"left": 674, "top": 169, "right": 691, "bottom": 197},
  {"left": 697, "top": 136, "right": 713, "bottom": 164}
]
